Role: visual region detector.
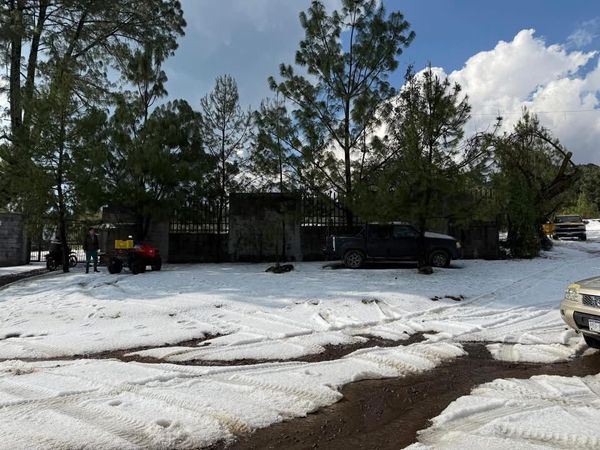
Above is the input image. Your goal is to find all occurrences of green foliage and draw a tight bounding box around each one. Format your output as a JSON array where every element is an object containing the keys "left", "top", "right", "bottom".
[
  {"left": 73, "top": 47, "right": 208, "bottom": 240},
  {"left": 354, "top": 67, "right": 472, "bottom": 230},
  {"left": 561, "top": 191, "right": 599, "bottom": 218},
  {"left": 200, "top": 75, "right": 251, "bottom": 198},
  {"left": 491, "top": 111, "right": 579, "bottom": 258},
  {"left": 0, "top": 0, "right": 186, "bottom": 236},
  {"left": 251, "top": 96, "right": 302, "bottom": 192},
  {"left": 269, "top": 0, "right": 414, "bottom": 207}
]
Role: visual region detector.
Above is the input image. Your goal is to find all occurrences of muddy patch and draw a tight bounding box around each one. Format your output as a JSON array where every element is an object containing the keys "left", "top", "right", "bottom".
[
  {"left": 0, "top": 333, "right": 427, "bottom": 366},
  {"left": 213, "top": 344, "right": 600, "bottom": 450},
  {"left": 0, "top": 335, "right": 221, "bottom": 364},
  {"left": 191, "top": 333, "right": 427, "bottom": 367}
]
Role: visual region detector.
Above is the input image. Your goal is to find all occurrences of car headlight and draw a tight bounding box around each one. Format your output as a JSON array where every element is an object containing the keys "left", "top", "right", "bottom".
[{"left": 564, "top": 286, "right": 581, "bottom": 302}]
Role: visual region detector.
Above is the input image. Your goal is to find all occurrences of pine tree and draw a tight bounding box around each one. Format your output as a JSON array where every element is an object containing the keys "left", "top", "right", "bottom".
[
  {"left": 492, "top": 112, "right": 579, "bottom": 257},
  {"left": 269, "top": 0, "right": 414, "bottom": 223},
  {"left": 251, "top": 96, "right": 301, "bottom": 192},
  {"left": 357, "top": 67, "right": 471, "bottom": 270},
  {"left": 200, "top": 75, "right": 251, "bottom": 257}
]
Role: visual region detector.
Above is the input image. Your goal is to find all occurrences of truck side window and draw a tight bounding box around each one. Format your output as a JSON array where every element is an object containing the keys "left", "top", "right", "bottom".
[
  {"left": 393, "top": 225, "right": 418, "bottom": 239},
  {"left": 369, "top": 226, "right": 392, "bottom": 240}
]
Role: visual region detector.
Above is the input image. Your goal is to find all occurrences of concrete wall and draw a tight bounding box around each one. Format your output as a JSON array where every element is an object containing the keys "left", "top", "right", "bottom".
[
  {"left": 0, "top": 213, "right": 29, "bottom": 267},
  {"left": 449, "top": 222, "right": 499, "bottom": 259},
  {"left": 169, "top": 233, "right": 228, "bottom": 263},
  {"left": 228, "top": 193, "right": 302, "bottom": 262}
]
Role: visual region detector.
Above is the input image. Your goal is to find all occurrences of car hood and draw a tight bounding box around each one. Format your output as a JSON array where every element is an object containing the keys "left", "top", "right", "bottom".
[
  {"left": 424, "top": 231, "right": 455, "bottom": 241},
  {"left": 574, "top": 276, "right": 600, "bottom": 292}
]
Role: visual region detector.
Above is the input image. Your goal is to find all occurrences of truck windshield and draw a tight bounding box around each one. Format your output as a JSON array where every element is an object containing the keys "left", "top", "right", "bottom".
[{"left": 555, "top": 216, "right": 581, "bottom": 223}]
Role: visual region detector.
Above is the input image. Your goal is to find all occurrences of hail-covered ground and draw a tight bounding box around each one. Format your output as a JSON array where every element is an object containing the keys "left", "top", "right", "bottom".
[{"left": 1, "top": 222, "right": 600, "bottom": 449}]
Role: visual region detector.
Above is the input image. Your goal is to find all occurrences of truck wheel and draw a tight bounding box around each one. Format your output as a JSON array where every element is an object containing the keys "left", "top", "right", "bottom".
[
  {"left": 552, "top": 235, "right": 559, "bottom": 240},
  {"left": 108, "top": 258, "right": 123, "bottom": 274},
  {"left": 584, "top": 334, "right": 600, "bottom": 349},
  {"left": 344, "top": 250, "right": 365, "bottom": 269},
  {"left": 429, "top": 250, "right": 450, "bottom": 268}
]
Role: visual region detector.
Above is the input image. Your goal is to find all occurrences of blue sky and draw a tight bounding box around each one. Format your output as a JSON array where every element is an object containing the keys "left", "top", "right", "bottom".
[
  {"left": 165, "top": 1, "right": 600, "bottom": 163},
  {"left": 396, "top": 0, "right": 598, "bottom": 74}
]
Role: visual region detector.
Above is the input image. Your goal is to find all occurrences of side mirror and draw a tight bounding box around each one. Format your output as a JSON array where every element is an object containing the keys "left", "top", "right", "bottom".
[{"left": 584, "top": 220, "right": 589, "bottom": 225}]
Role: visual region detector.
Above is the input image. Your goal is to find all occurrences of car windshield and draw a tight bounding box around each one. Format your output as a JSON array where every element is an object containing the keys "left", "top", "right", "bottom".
[{"left": 556, "top": 216, "right": 582, "bottom": 223}]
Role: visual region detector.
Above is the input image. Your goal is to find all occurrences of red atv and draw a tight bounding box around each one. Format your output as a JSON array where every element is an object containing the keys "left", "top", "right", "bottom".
[{"left": 106, "top": 240, "right": 162, "bottom": 275}]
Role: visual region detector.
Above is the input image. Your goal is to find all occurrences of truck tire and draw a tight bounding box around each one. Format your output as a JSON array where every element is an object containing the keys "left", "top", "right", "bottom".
[
  {"left": 584, "top": 334, "right": 600, "bottom": 349},
  {"left": 344, "top": 250, "right": 365, "bottom": 269},
  {"left": 429, "top": 250, "right": 450, "bottom": 268}
]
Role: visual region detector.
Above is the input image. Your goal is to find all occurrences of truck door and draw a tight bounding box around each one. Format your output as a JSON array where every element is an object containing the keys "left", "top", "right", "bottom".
[
  {"left": 392, "top": 225, "right": 419, "bottom": 259},
  {"left": 366, "top": 225, "right": 393, "bottom": 258}
]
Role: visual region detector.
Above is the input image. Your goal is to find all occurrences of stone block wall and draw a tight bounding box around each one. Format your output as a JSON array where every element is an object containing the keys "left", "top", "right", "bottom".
[
  {"left": 0, "top": 213, "right": 29, "bottom": 267},
  {"left": 228, "top": 193, "right": 302, "bottom": 262}
]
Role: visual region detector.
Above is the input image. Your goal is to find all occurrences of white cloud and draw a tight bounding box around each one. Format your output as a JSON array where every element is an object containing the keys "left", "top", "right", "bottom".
[
  {"left": 430, "top": 29, "right": 600, "bottom": 164},
  {"left": 568, "top": 18, "right": 600, "bottom": 48}
]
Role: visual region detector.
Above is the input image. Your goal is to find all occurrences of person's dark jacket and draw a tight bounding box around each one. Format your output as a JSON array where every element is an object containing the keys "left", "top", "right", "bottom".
[{"left": 83, "top": 234, "right": 99, "bottom": 252}]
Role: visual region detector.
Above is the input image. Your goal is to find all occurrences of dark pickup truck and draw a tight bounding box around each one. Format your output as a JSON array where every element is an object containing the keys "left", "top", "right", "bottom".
[
  {"left": 552, "top": 215, "right": 587, "bottom": 241},
  {"left": 325, "top": 223, "right": 462, "bottom": 268}
]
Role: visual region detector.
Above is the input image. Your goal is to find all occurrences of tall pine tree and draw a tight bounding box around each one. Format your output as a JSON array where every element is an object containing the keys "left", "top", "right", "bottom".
[{"left": 269, "top": 0, "right": 414, "bottom": 223}]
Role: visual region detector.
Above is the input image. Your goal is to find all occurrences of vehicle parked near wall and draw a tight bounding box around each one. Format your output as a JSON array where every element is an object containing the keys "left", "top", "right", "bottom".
[
  {"left": 325, "top": 223, "right": 462, "bottom": 269},
  {"left": 103, "top": 239, "right": 162, "bottom": 275},
  {"left": 552, "top": 215, "right": 587, "bottom": 241},
  {"left": 560, "top": 277, "right": 600, "bottom": 349}
]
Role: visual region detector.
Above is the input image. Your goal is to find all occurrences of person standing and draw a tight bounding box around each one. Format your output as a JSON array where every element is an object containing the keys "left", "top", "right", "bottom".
[{"left": 84, "top": 227, "right": 100, "bottom": 273}]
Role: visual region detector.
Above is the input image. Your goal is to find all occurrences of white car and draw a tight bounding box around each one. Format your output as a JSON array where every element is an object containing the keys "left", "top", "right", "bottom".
[{"left": 560, "top": 276, "right": 600, "bottom": 348}]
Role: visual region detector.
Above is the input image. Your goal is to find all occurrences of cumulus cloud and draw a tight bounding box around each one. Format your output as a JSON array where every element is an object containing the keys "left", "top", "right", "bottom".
[{"left": 431, "top": 29, "right": 600, "bottom": 164}]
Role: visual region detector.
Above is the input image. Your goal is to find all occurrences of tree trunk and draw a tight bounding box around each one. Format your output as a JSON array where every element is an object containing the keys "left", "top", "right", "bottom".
[
  {"left": 22, "top": 0, "right": 48, "bottom": 131},
  {"left": 56, "top": 133, "right": 70, "bottom": 273},
  {"left": 344, "top": 99, "right": 353, "bottom": 226},
  {"left": 8, "top": 0, "right": 24, "bottom": 134},
  {"left": 216, "top": 128, "right": 227, "bottom": 262}
]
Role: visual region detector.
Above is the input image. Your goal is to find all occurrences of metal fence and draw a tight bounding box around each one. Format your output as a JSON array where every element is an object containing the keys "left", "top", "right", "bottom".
[
  {"left": 168, "top": 193, "right": 361, "bottom": 235},
  {"left": 301, "top": 192, "right": 364, "bottom": 227},
  {"left": 170, "top": 200, "right": 229, "bottom": 234}
]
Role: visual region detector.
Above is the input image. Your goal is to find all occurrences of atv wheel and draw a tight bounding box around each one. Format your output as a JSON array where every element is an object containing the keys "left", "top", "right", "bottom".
[
  {"left": 151, "top": 257, "right": 162, "bottom": 271},
  {"left": 584, "top": 334, "right": 600, "bottom": 349},
  {"left": 429, "top": 250, "right": 450, "bottom": 268},
  {"left": 344, "top": 250, "right": 365, "bottom": 269},
  {"left": 130, "top": 258, "right": 145, "bottom": 275},
  {"left": 108, "top": 258, "right": 123, "bottom": 274}
]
